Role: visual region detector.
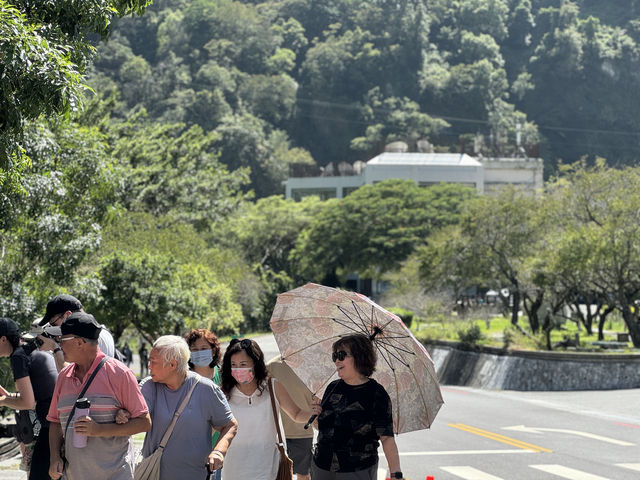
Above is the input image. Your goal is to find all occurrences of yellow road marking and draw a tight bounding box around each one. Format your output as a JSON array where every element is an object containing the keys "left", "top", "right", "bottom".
[{"left": 448, "top": 423, "right": 553, "bottom": 453}]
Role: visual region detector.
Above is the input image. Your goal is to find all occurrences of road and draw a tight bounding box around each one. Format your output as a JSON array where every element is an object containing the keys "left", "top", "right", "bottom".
[{"left": 2, "top": 334, "right": 639, "bottom": 479}]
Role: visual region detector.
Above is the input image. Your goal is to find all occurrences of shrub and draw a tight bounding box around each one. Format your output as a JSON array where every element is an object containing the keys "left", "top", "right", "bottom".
[
  {"left": 388, "top": 307, "right": 414, "bottom": 328},
  {"left": 457, "top": 323, "right": 484, "bottom": 344}
]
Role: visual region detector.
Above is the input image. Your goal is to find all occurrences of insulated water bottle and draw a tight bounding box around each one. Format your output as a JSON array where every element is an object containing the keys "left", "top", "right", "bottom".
[{"left": 72, "top": 397, "right": 91, "bottom": 448}]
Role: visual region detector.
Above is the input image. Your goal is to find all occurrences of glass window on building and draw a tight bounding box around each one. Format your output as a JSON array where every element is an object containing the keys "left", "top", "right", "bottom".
[{"left": 292, "top": 188, "right": 337, "bottom": 201}]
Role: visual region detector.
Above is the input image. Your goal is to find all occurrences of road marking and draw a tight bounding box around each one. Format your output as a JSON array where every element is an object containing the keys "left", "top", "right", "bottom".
[
  {"left": 530, "top": 464, "right": 610, "bottom": 479},
  {"left": 399, "top": 449, "right": 533, "bottom": 456},
  {"left": 615, "top": 421, "right": 640, "bottom": 429},
  {"left": 503, "top": 425, "right": 635, "bottom": 446},
  {"left": 449, "top": 423, "right": 552, "bottom": 453},
  {"left": 617, "top": 463, "right": 640, "bottom": 471},
  {"left": 441, "top": 466, "right": 504, "bottom": 479}
]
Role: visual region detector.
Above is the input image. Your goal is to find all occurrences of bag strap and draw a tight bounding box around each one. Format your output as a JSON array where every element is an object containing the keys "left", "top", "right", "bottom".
[
  {"left": 267, "top": 378, "right": 286, "bottom": 448},
  {"left": 64, "top": 356, "right": 108, "bottom": 438},
  {"left": 158, "top": 376, "right": 200, "bottom": 449}
]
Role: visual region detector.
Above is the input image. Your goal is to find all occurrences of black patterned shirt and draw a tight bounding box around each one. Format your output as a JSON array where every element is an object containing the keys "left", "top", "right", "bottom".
[{"left": 314, "top": 378, "right": 394, "bottom": 472}]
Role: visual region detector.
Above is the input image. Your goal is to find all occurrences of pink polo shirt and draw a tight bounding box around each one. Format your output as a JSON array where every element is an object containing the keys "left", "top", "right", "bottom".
[{"left": 47, "top": 350, "right": 148, "bottom": 480}]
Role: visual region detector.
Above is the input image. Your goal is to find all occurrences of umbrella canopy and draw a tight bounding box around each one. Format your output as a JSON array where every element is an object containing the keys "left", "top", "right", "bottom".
[{"left": 269, "top": 282, "right": 443, "bottom": 434}]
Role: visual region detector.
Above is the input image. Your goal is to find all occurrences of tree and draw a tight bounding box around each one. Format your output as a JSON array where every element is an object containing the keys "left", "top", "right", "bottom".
[
  {"left": 0, "top": 0, "right": 151, "bottom": 187},
  {"left": 0, "top": 117, "right": 118, "bottom": 324},
  {"left": 543, "top": 161, "right": 640, "bottom": 347},
  {"left": 350, "top": 88, "right": 449, "bottom": 153},
  {"left": 87, "top": 210, "right": 247, "bottom": 339},
  {"left": 421, "top": 188, "right": 542, "bottom": 330},
  {"left": 292, "top": 180, "right": 476, "bottom": 283},
  {"left": 110, "top": 114, "right": 250, "bottom": 231},
  {"left": 216, "top": 195, "right": 324, "bottom": 329}
]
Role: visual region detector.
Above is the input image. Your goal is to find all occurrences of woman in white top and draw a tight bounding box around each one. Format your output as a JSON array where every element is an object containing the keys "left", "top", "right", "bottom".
[{"left": 220, "top": 338, "right": 321, "bottom": 480}]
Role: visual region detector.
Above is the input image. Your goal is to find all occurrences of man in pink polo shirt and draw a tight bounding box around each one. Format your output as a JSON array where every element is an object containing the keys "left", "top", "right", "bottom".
[{"left": 47, "top": 312, "right": 151, "bottom": 480}]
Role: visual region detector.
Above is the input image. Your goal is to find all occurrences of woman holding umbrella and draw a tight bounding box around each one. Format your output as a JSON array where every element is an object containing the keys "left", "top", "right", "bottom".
[{"left": 311, "top": 333, "right": 403, "bottom": 480}]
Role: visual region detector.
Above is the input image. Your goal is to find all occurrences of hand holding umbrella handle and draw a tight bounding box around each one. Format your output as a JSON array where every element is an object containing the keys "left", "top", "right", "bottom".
[{"left": 304, "top": 396, "right": 322, "bottom": 429}]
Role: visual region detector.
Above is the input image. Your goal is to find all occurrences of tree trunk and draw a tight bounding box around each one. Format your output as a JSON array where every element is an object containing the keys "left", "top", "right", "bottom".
[
  {"left": 597, "top": 305, "right": 615, "bottom": 341},
  {"left": 511, "top": 289, "right": 520, "bottom": 326},
  {"left": 622, "top": 308, "right": 640, "bottom": 347},
  {"left": 522, "top": 291, "right": 543, "bottom": 333}
]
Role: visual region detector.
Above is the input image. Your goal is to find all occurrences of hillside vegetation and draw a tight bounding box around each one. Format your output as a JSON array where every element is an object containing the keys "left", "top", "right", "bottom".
[{"left": 88, "top": 0, "right": 640, "bottom": 196}]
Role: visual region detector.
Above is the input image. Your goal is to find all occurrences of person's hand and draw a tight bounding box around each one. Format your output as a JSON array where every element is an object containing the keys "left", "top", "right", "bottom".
[
  {"left": 37, "top": 334, "right": 59, "bottom": 352},
  {"left": 74, "top": 416, "right": 102, "bottom": 437},
  {"left": 311, "top": 396, "right": 322, "bottom": 416},
  {"left": 0, "top": 384, "right": 9, "bottom": 397},
  {"left": 208, "top": 450, "right": 224, "bottom": 471},
  {"left": 49, "top": 456, "right": 64, "bottom": 479},
  {"left": 115, "top": 409, "right": 131, "bottom": 424}
]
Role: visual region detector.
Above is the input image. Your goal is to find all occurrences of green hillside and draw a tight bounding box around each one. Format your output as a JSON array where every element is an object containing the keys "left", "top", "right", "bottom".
[{"left": 84, "top": 0, "right": 640, "bottom": 196}]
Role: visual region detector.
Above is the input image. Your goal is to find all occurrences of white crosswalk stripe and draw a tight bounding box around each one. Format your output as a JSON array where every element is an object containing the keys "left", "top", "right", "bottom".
[
  {"left": 616, "top": 463, "right": 640, "bottom": 472},
  {"left": 530, "top": 464, "right": 610, "bottom": 479},
  {"left": 440, "top": 466, "right": 504, "bottom": 479}
]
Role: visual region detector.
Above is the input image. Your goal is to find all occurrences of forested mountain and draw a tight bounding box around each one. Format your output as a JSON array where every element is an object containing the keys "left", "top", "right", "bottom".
[{"left": 88, "top": 0, "right": 640, "bottom": 196}]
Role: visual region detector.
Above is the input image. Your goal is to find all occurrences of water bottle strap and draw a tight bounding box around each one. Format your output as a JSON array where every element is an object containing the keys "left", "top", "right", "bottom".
[{"left": 63, "top": 357, "right": 108, "bottom": 438}]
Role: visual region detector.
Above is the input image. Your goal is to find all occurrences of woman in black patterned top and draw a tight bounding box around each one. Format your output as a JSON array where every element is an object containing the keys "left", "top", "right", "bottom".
[{"left": 312, "top": 334, "right": 403, "bottom": 480}]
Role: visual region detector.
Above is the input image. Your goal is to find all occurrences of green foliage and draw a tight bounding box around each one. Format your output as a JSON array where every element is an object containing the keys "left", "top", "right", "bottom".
[
  {"left": 292, "top": 180, "right": 476, "bottom": 282},
  {"left": 215, "top": 195, "right": 324, "bottom": 329},
  {"left": 110, "top": 115, "right": 250, "bottom": 231},
  {"left": 0, "top": 0, "right": 151, "bottom": 187},
  {"left": 457, "top": 322, "right": 484, "bottom": 344},
  {"left": 0, "top": 117, "right": 118, "bottom": 325},
  {"left": 387, "top": 307, "right": 414, "bottom": 329}
]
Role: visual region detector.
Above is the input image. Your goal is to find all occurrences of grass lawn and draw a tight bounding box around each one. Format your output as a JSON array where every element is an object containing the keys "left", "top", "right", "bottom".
[{"left": 412, "top": 313, "right": 634, "bottom": 352}]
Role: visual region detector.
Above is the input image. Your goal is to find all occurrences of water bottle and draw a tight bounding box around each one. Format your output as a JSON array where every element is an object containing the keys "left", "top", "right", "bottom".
[{"left": 72, "top": 398, "right": 91, "bottom": 448}]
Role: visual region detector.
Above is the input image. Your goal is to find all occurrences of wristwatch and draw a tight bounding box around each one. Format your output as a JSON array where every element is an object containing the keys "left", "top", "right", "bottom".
[{"left": 391, "top": 472, "right": 403, "bottom": 479}]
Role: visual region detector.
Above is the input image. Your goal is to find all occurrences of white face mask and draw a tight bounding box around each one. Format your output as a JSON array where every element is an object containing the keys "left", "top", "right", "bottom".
[{"left": 190, "top": 349, "right": 213, "bottom": 368}]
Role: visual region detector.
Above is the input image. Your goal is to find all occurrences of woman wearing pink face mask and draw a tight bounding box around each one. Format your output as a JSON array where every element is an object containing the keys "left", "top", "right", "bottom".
[{"left": 221, "top": 338, "right": 321, "bottom": 480}]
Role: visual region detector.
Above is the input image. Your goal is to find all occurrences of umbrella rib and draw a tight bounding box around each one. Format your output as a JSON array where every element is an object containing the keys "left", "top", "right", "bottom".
[
  {"left": 280, "top": 335, "right": 344, "bottom": 359},
  {"left": 375, "top": 341, "right": 412, "bottom": 368},
  {"left": 374, "top": 337, "right": 415, "bottom": 355},
  {"left": 338, "top": 302, "right": 371, "bottom": 334},
  {"left": 331, "top": 315, "right": 370, "bottom": 336}
]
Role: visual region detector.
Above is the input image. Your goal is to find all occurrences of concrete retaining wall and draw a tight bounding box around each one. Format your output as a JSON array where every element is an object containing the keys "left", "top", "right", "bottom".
[{"left": 427, "top": 342, "right": 640, "bottom": 390}]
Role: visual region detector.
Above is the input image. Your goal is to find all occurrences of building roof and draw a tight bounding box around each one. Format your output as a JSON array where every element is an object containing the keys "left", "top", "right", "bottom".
[{"left": 366, "top": 152, "right": 482, "bottom": 167}]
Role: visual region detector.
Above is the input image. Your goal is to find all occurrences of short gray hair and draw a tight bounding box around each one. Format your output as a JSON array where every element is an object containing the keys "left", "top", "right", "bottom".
[{"left": 152, "top": 335, "right": 190, "bottom": 377}]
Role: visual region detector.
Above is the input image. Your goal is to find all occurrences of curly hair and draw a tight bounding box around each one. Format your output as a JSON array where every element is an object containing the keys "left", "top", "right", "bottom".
[
  {"left": 184, "top": 328, "right": 221, "bottom": 366},
  {"left": 220, "top": 338, "right": 270, "bottom": 398},
  {"left": 333, "top": 334, "right": 377, "bottom": 377}
]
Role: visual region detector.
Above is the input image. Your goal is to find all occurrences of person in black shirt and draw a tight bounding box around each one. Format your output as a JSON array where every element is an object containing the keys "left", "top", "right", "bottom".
[
  {"left": 312, "top": 334, "right": 403, "bottom": 480},
  {"left": 0, "top": 317, "right": 58, "bottom": 480}
]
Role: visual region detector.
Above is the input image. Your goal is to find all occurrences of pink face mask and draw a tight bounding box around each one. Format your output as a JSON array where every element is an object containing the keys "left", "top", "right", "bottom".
[{"left": 231, "top": 367, "right": 254, "bottom": 384}]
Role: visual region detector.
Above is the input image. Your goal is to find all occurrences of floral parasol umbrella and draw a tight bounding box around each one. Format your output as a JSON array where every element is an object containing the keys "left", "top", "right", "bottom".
[{"left": 269, "top": 282, "right": 443, "bottom": 434}]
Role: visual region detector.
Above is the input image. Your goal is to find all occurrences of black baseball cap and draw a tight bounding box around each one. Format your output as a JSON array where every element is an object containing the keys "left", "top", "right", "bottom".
[
  {"left": 0, "top": 318, "right": 20, "bottom": 339},
  {"left": 39, "top": 294, "right": 83, "bottom": 326},
  {"left": 60, "top": 312, "right": 101, "bottom": 340}
]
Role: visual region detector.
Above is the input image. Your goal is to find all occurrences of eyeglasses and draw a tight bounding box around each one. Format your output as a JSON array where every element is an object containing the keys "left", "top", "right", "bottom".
[
  {"left": 58, "top": 336, "right": 80, "bottom": 343},
  {"left": 229, "top": 338, "right": 252, "bottom": 349},
  {"left": 332, "top": 350, "right": 352, "bottom": 362}
]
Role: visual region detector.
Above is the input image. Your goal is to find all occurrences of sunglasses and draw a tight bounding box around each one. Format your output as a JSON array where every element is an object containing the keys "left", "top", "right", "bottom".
[
  {"left": 332, "top": 350, "right": 352, "bottom": 362},
  {"left": 229, "top": 338, "right": 252, "bottom": 349}
]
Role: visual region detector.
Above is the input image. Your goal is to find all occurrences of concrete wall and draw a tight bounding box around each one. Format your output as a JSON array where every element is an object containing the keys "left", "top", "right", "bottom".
[{"left": 427, "top": 342, "right": 640, "bottom": 391}]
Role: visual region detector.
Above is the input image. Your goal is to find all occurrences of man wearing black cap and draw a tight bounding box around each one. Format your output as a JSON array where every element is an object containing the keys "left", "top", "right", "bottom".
[
  {"left": 38, "top": 294, "right": 115, "bottom": 371},
  {"left": 0, "top": 317, "right": 58, "bottom": 480},
  {"left": 47, "top": 312, "right": 151, "bottom": 480}
]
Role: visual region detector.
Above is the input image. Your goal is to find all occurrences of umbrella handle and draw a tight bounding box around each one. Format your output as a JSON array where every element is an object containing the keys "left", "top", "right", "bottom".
[{"left": 303, "top": 415, "right": 317, "bottom": 430}]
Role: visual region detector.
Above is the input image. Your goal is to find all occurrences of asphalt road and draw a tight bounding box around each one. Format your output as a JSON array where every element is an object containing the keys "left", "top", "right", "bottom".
[{"left": 2, "top": 334, "right": 639, "bottom": 480}]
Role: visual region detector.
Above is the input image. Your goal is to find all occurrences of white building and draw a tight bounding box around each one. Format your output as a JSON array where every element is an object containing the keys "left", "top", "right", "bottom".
[{"left": 284, "top": 152, "right": 543, "bottom": 200}]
